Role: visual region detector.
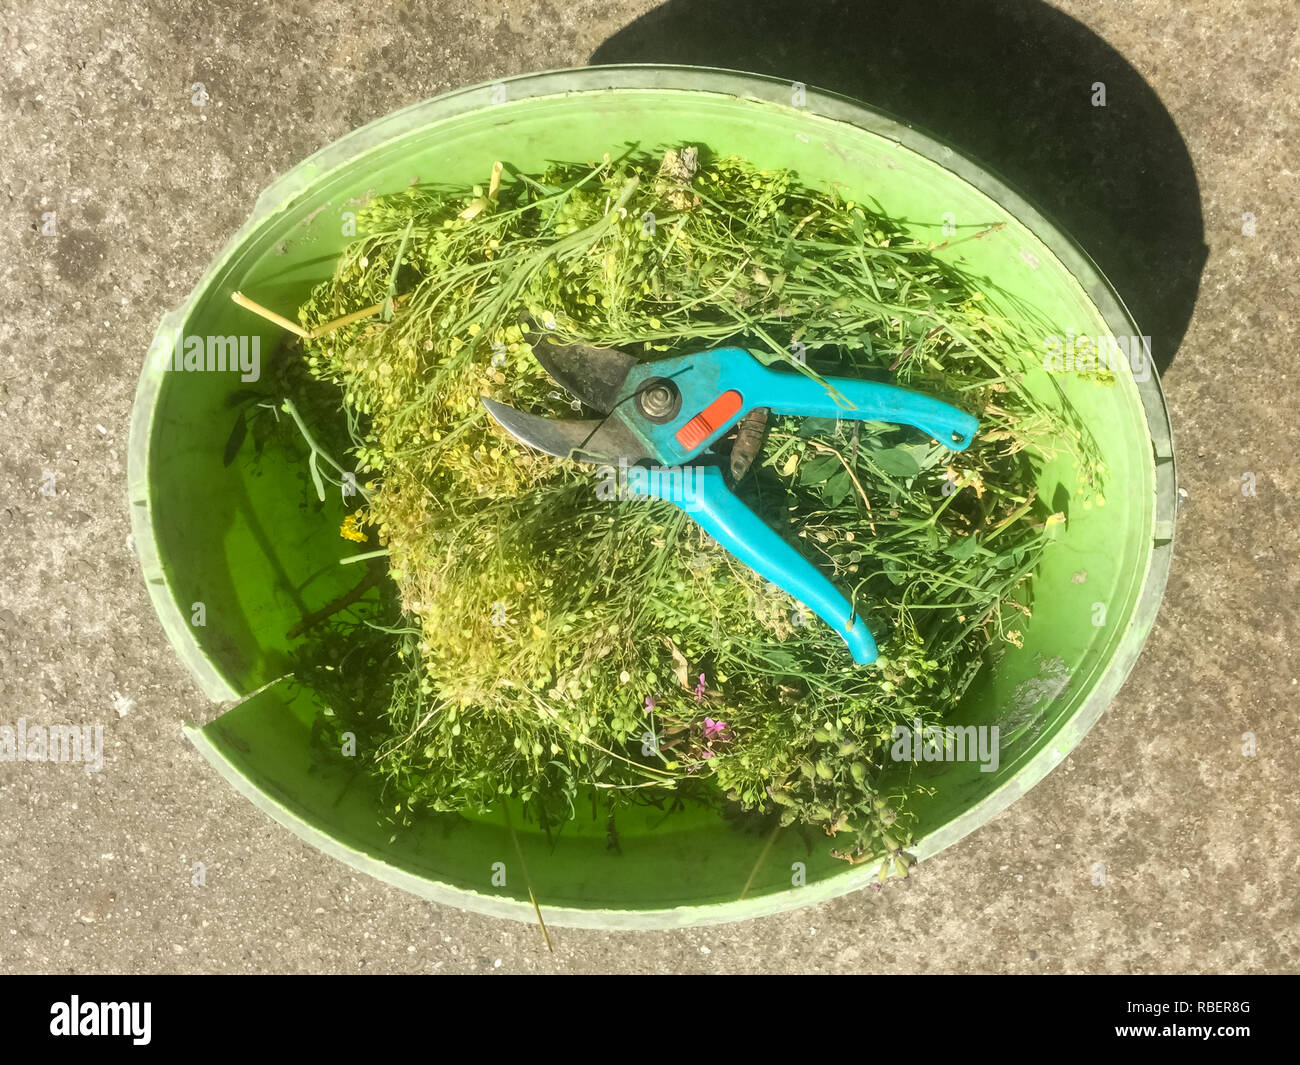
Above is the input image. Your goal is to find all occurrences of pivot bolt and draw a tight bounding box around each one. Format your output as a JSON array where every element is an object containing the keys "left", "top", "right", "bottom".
[{"left": 635, "top": 377, "right": 681, "bottom": 423}]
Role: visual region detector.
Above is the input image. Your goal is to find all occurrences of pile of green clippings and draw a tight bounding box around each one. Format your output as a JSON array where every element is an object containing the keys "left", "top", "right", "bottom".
[{"left": 291, "top": 148, "right": 1103, "bottom": 869}]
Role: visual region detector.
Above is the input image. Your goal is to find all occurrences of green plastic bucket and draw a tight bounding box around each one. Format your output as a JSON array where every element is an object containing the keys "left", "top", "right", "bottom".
[{"left": 129, "top": 66, "right": 1176, "bottom": 928}]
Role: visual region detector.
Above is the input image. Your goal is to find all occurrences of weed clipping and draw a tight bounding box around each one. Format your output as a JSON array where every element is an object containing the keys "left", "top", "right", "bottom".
[{"left": 267, "top": 149, "right": 1104, "bottom": 870}]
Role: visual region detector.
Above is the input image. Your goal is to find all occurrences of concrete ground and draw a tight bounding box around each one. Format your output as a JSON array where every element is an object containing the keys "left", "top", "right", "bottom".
[{"left": 1, "top": 0, "right": 1296, "bottom": 973}]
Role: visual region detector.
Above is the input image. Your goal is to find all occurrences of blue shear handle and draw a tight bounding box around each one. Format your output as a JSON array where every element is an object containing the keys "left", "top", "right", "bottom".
[
  {"left": 744, "top": 362, "right": 980, "bottom": 450},
  {"left": 630, "top": 464, "right": 878, "bottom": 665}
]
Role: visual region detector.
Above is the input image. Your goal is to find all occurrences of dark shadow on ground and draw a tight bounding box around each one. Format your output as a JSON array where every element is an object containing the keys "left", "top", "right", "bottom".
[{"left": 592, "top": 0, "right": 1206, "bottom": 376}]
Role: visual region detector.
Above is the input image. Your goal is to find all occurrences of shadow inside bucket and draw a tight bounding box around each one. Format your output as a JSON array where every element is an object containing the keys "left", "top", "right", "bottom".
[{"left": 592, "top": 0, "right": 1206, "bottom": 377}]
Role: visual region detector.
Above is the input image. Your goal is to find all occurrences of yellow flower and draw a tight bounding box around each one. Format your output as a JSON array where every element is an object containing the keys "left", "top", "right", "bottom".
[{"left": 339, "top": 513, "right": 367, "bottom": 543}]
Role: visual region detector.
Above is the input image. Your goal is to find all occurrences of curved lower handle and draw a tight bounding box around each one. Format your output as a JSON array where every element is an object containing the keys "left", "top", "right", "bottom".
[{"left": 630, "top": 464, "right": 878, "bottom": 665}]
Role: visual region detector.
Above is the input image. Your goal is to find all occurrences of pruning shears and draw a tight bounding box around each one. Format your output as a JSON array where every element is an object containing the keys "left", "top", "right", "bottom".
[{"left": 482, "top": 341, "right": 978, "bottom": 665}]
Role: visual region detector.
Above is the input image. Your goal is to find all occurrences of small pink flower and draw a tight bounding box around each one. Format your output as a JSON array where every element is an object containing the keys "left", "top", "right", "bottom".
[
  {"left": 703, "top": 717, "right": 728, "bottom": 740},
  {"left": 644, "top": 694, "right": 657, "bottom": 713},
  {"left": 694, "top": 673, "right": 707, "bottom": 701},
  {"left": 700, "top": 750, "right": 714, "bottom": 759}
]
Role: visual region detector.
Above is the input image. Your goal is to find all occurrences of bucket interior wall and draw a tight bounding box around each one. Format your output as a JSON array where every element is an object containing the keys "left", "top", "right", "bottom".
[{"left": 130, "top": 69, "right": 1173, "bottom": 926}]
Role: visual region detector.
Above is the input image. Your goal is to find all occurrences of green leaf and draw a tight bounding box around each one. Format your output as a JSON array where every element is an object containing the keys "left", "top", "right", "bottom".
[
  {"left": 764, "top": 649, "right": 799, "bottom": 672},
  {"left": 944, "top": 534, "right": 980, "bottom": 561},
  {"left": 797, "top": 417, "right": 840, "bottom": 438},
  {"left": 908, "top": 442, "right": 947, "bottom": 472},
  {"left": 824, "top": 469, "right": 852, "bottom": 507},
  {"left": 871, "top": 446, "right": 922, "bottom": 478},
  {"left": 798, "top": 454, "right": 840, "bottom": 485}
]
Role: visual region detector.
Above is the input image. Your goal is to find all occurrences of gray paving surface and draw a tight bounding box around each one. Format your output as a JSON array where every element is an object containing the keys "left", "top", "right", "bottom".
[{"left": 1, "top": 0, "right": 1296, "bottom": 973}]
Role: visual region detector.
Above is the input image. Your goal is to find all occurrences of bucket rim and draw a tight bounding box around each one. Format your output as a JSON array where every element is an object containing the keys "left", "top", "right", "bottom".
[{"left": 130, "top": 64, "right": 1177, "bottom": 928}]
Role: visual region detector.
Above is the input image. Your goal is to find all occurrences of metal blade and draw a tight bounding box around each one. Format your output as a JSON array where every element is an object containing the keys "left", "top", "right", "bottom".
[
  {"left": 529, "top": 335, "right": 638, "bottom": 413},
  {"left": 482, "top": 399, "right": 650, "bottom": 465}
]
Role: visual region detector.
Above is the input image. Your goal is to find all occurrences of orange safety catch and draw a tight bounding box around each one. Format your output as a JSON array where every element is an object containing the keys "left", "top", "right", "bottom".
[{"left": 675, "top": 390, "right": 744, "bottom": 450}]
